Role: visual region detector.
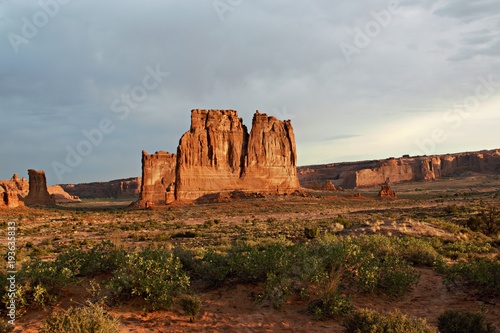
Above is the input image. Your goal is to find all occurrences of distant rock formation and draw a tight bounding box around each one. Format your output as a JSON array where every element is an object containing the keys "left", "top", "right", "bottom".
[
  {"left": 0, "top": 174, "right": 29, "bottom": 208},
  {"left": 136, "top": 109, "right": 300, "bottom": 206},
  {"left": 322, "top": 180, "right": 336, "bottom": 191},
  {"left": 60, "top": 177, "right": 141, "bottom": 199},
  {"left": 47, "top": 185, "right": 81, "bottom": 203},
  {"left": 24, "top": 169, "right": 56, "bottom": 206},
  {"left": 378, "top": 179, "right": 396, "bottom": 198},
  {"left": 298, "top": 149, "right": 500, "bottom": 189}
]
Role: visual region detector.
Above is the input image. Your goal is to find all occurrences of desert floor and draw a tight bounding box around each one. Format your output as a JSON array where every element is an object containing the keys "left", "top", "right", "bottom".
[{"left": 1, "top": 174, "right": 499, "bottom": 332}]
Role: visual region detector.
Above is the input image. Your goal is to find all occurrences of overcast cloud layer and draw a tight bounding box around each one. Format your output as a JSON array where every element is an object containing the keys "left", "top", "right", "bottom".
[{"left": 1, "top": 0, "right": 499, "bottom": 184}]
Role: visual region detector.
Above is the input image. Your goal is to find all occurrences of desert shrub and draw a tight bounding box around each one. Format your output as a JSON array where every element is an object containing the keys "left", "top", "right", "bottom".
[
  {"left": 40, "top": 302, "right": 120, "bottom": 333},
  {"left": 308, "top": 290, "right": 353, "bottom": 320},
  {"left": 54, "top": 241, "right": 126, "bottom": 277},
  {"left": 437, "top": 309, "right": 495, "bottom": 333},
  {"left": 396, "top": 237, "right": 441, "bottom": 267},
  {"left": 438, "top": 239, "right": 493, "bottom": 260},
  {"left": 0, "top": 319, "right": 12, "bottom": 333},
  {"left": 343, "top": 237, "right": 420, "bottom": 297},
  {"left": 171, "top": 231, "right": 201, "bottom": 238},
  {"left": 194, "top": 250, "right": 230, "bottom": 287},
  {"left": 5, "top": 258, "right": 72, "bottom": 309},
  {"left": 444, "top": 258, "right": 500, "bottom": 296},
  {"left": 304, "top": 226, "right": 320, "bottom": 239},
  {"left": 343, "top": 308, "right": 437, "bottom": 333},
  {"left": 179, "top": 295, "right": 201, "bottom": 322},
  {"left": 107, "top": 247, "right": 190, "bottom": 309},
  {"left": 467, "top": 206, "right": 499, "bottom": 236}
]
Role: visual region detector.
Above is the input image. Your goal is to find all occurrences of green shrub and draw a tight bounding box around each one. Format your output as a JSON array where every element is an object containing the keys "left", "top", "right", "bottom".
[
  {"left": 194, "top": 250, "right": 230, "bottom": 287},
  {"left": 438, "top": 309, "right": 495, "bottom": 333},
  {"left": 445, "top": 258, "right": 500, "bottom": 296},
  {"left": 343, "top": 308, "right": 437, "bottom": 333},
  {"left": 54, "top": 241, "right": 125, "bottom": 277},
  {"left": 308, "top": 290, "right": 353, "bottom": 320},
  {"left": 3, "top": 258, "right": 72, "bottom": 309},
  {"left": 107, "top": 247, "right": 190, "bottom": 309},
  {"left": 0, "top": 319, "right": 12, "bottom": 333},
  {"left": 179, "top": 295, "right": 201, "bottom": 322},
  {"left": 304, "top": 226, "right": 320, "bottom": 239},
  {"left": 40, "top": 302, "right": 120, "bottom": 333},
  {"left": 467, "top": 206, "right": 499, "bottom": 236}
]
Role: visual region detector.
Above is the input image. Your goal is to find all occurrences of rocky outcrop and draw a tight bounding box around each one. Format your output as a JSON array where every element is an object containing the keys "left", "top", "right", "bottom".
[
  {"left": 136, "top": 109, "right": 300, "bottom": 205},
  {"left": 378, "top": 185, "right": 396, "bottom": 198},
  {"left": 298, "top": 149, "right": 500, "bottom": 189},
  {"left": 24, "top": 169, "right": 56, "bottom": 207},
  {"left": 175, "top": 110, "right": 300, "bottom": 201},
  {"left": 323, "top": 180, "right": 336, "bottom": 191},
  {"left": 242, "top": 112, "right": 300, "bottom": 195},
  {"left": 60, "top": 177, "right": 141, "bottom": 199},
  {"left": 47, "top": 185, "right": 81, "bottom": 203},
  {"left": 137, "top": 151, "right": 176, "bottom": 206},
  {"left": 0, "top": 185, "right": 23, "bottom": 208}
]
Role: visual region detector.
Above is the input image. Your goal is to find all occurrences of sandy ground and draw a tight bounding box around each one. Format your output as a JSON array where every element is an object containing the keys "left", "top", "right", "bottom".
[{"left": 14, "top": 267, "right": 499, "bottom": 332}]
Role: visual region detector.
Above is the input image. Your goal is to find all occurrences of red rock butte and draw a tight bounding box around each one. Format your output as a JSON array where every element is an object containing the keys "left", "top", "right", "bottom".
[{"left": 136, "top": 109, "right": 300, "bottom": 206}]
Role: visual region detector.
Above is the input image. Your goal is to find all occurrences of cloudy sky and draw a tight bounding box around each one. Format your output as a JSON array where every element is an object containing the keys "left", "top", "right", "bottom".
[{"left": 1, "top": 0, "right": 499, "bottom": 184}]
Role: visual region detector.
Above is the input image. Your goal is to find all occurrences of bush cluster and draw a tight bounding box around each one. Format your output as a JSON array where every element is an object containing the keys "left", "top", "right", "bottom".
[
  {"left": 437, "top": 309, "right": 496, "bottom": 333},
  {"left": 343, "top": 308, "right": 437, "bottom": 333}
]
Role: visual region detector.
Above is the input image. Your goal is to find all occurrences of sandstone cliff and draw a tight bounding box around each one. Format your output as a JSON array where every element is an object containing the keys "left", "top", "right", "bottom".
[
  {"left": 137, "top": 151, "right": 176, "bottom": 205},
  {"left": 298, "top": 149, "right": 500, "bottom": 189},
  {"left": 61, "top": 177, "right": 141, "bottom": 199},
  {"left": 24, "top": 169, "right": 56, "bottom": 206},
  {"left": 135, "top": 109, "right": 300, "bottom": 205},
  {"left": 242, "top": 112, "right": 300, "bottom": 194},
  {"left": 175, "top": 110, "right": 300, "bottom": 201},
  {"left": 175, "top": 110, "right": 248, "bottom": 201},
  {"left": 0, "top": 175, "right": 25, "bottom": 208}
]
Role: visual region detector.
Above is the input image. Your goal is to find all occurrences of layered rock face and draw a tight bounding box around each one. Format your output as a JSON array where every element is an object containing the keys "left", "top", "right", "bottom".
[
  {"left": 24, "top": 169, "right": 56, "bottom": 206},
  {"left": 136, "top": 109, "right": 300, "bottom": 205},
  {"left": 137, "top": 151, "right": 176, "bottom": 205},
  {"left": 0, "top": 174, "right": 28, "bottom": 208},
  {"left": 0, "top": 185, "right": 23, "bottom": 208},
  {"left": 175, "top": 110, "right": 300, "bottom": 201},
  {"left": 175, "top": 110, "right": 248, "bottom": 201},
  {"left": 299, "top": 149, "right": 500, "bottom": 189},
  {"left": 242, "top": 112, "right": 300, "bottom": 195},
  {"left": 61, "top": 177, "right": 141, "bottom": 199}
]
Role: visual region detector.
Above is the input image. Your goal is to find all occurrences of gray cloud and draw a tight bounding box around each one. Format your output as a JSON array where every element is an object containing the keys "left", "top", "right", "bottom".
[{"left": 0, "top": 1, "right": 498, "bottom": 184}]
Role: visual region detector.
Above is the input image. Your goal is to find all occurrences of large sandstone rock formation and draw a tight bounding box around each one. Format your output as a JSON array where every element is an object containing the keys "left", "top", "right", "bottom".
[
  {"left": 136, "top": 109, "right": 300, "bottom": 206},
  {"left": 61, "top": 177, "right": 141, "bottom": 199},
  {"left": 137, "top": 151, "right": 176, "bottom": 205},
  {"left": 24, "top": 169, "right": 56, "bottom": 206},
  {"left": 0, "top": 174, "right": 28, "bottom": 208},
  {"left": 298, "top": 149, "right": 500, "bottom": 189}
]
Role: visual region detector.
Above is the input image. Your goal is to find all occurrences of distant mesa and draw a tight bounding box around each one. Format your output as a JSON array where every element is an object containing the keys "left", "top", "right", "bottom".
[
  {"left": 299, "top": 149, "right": 500, "bottom": 189},
  {"left": 60, "top": 177, "right": 141, "bottom": 199},
  {"left": 135, "top": 109, "right": 300, "bottom": 207}
]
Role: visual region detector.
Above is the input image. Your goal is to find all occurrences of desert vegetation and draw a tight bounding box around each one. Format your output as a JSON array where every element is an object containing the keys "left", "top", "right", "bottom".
[{"left": 0, "top": 175, "right": 499, "bottom": 332}]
